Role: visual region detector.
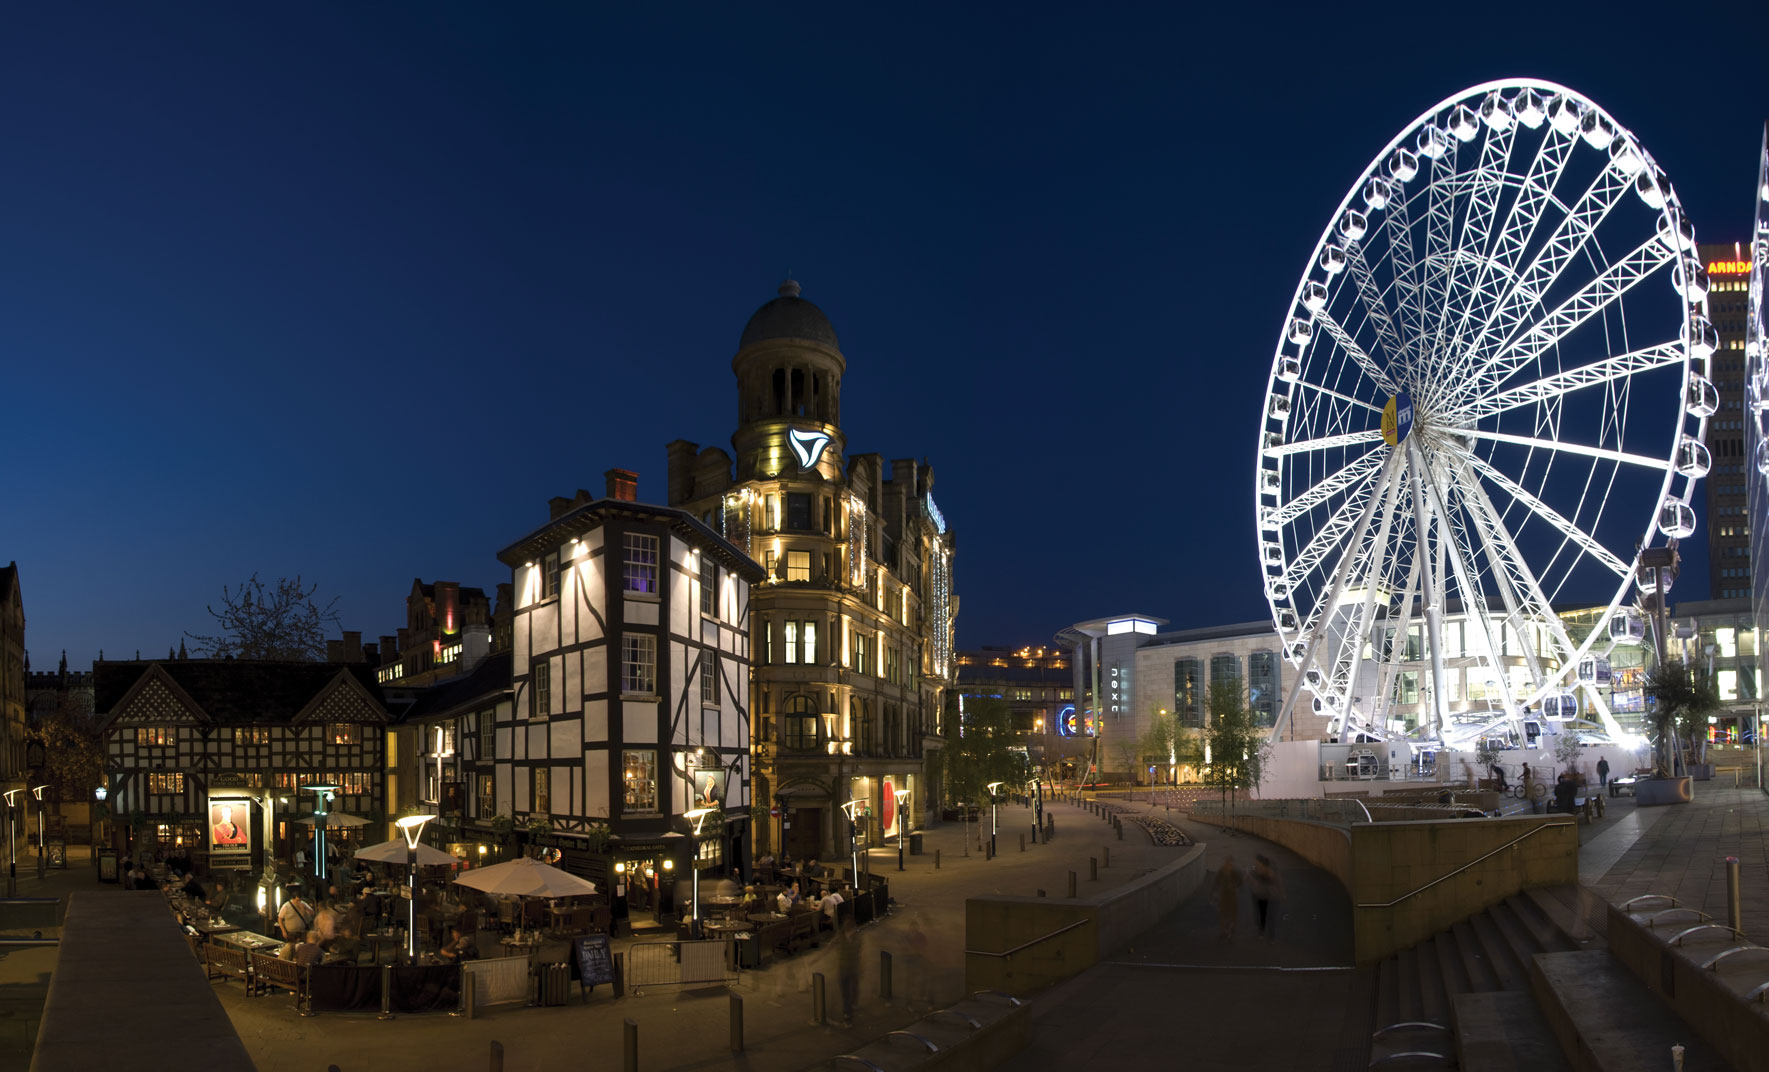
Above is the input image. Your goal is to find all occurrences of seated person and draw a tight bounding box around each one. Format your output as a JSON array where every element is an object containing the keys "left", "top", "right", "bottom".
[
  {"left": 1553, "top": 773, "right": 1577, "bottom": 814},
  {"left": 437, "top": 925, "right": 477, "bottom": 963},
  {"left": 775, "top": 889, "right": 793, "bottom": 915},
  {"left": 181, "top": 873, "right": 207, "bottom": 902},
  {"left": 323, "top": 925, "right": 360, "bottom": 964},
  {"left": 821, "top": 885, "right": 845, "bottom": 920},
  {"left": 294, "top": 931, "right": 326, "bottom": 967},
  {"left": 740, "top": 885, "right": 761, "bottom": 913}
]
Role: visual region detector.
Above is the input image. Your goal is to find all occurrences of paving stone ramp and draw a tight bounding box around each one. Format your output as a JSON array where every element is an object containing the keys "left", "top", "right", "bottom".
[
  {"left": 1370, "top": 886, "right": 1728, "bottom": 1071},
  {"left": 798, "top": 991, "right": 1029, "bottom": 1072}
]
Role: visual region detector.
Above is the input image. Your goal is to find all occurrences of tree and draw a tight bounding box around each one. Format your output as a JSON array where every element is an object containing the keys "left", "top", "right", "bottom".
[
  {"left": 186, "top": 574, "right": 342, "bottom": 661},
  {"left": 1642, "top": 658, "right": 1722, "bottom": 777},
  {"left": 931, "top": 699, "right": 1031, "bottom": 849},
  {"left": 1201, "top": 680, "right": 1270, "bottom": 815},
  {"left": 25, "top": 693, "right": 105, "bottom": 811}
]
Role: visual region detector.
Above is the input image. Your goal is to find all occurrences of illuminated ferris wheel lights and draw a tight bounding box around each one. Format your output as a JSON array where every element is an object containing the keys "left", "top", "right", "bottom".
[
  {"left": 1363, "top": 176, "right": 1393, "bottom": 210},
  {"left": 1288, "top": 316, "right": 1314, "bottom": 345},
  {"left": 1659, "top": 501, "right": 1697, "bottom": 540},
  {"left": 1386, "top": 147, "right": 1419, "bottom": 182},
  {"left": 1547, "top": 93, "right": 1582, "bottom": 134},
  {"left": 1579, "top": 110, "right": 1618, "bottom": 151},
  {"left": 1416, "top": 124, "right": 1449, "bottom": 158},
  {"left": 1657, "top": 208, "right": 1695, "bottom": 250},
  {"left": 1686, "top": 374, "right": 1718, "bottom": 417},
  {"left": 1690, "top": 316, "right": 1719, "bottom": 360},
  {"left": 1449, "top": 104, "right": 1480, "bottom": 142},
  {"left": 1339, "top": 209, "right": 1369, "bottom": 242},
  {"left": 1675, "top": 436, "right": 1712, "bottom": 478},
  {"left": 1303, "top": 281, "right": 1329, "bottom": 312},
  {"left": 1609, "top": 137, "right": 1647, "bottom": 177},
  {"left": 1636, "top": 167, "right": 1671, "bottom": 210},
  {"left": 1319, "top": 245, "right": 1347, "bottom": 275}
]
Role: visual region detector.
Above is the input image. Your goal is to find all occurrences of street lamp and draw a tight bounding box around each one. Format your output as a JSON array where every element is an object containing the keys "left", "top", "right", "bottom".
[
  {"left": 683, "top": 807, "right": 715, "bottom": 938},
  {"left": 302, "top": 783, "right": 340, "bottom": 889},
  {"left": 986, "top": 782, "right": 1004, "bottom": 859},
  {"left": 31, "top": 786, "right": 47, "bottom": 879},
  {"left": 2, "top": 789, "right": 20, "bottom": 897},
  {"left": 893, "top": 789, "right": 910, "bottom": 872},
  {"left": 839, "top": 799, "right": 866, "bottom": 890},
  {"left": 395, "top": 814, "right": 434, "bottom": 958}
]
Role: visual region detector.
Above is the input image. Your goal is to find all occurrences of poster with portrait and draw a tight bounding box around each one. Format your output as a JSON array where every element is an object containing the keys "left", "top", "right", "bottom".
[
  {"left": 208, "top": 796, "right": 251, "bottom": 859},
  {"left": 687, "top": 762, "right": 728, "bottom": 810}
]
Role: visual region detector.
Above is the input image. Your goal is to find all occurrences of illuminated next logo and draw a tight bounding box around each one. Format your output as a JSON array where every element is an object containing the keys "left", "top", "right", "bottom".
[{"left": 788, "top": 427, "right": 831, "bottom": 469}]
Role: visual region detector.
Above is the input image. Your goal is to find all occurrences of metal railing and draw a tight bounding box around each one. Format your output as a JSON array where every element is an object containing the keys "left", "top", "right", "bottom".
[
  {"left": 964, "top": 917, "right": 1091, "bottom": 960},
  {"left": 626, "top": 938, "right": 735, "bottom": 995},
  {"left": 1354, "top": 820, "right": 1572, "bottom": 909},
  {"left": 1191, "top": 797, "right": 1373, "bottom": 826}
]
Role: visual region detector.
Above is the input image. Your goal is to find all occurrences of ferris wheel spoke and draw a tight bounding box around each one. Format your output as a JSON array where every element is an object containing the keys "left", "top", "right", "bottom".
[
  {"left": 1456, "top": 426, "right": 1670, "bottom": 471},
  {"left": 1427, "top": 124, "right": 1517, "bottom": 374},
  {"left": 1312, "top": 309, "right": 1398, "bottom": 395},
  {"left": 1379, "top": 184, "right": 1425, "bottom": 365},
  {"left": 1343, "top": 240, "right": 1409, "bottom": 371},
  {"left": 1267, "top": 428, "right": 1386, "bottom": 458},
  {"left": 1276, "top": 452, "right": 1386, "bottom": 526},
  {"left": 1294, "top": 380, "right": 1387, "bottom": 416},
  {"left": 1471, "top": 237, "right": 1677, "bottom": 398},
  {"left": 1452, "top": 341, "right": 1683, "bottom": 423},
  {"left": 1282, "top": 478, "right": 1385, "bottom": 593},
  {"left": 1452, "top": 449, "right": 1632, "bottom": 579},
  {"left": 1330, "top": 467, "right": 1410, "bottom": 708}
]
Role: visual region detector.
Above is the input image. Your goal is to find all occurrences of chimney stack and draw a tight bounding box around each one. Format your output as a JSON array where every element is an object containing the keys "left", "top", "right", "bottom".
[
  {"left": 342, "top": 631, "right": 363, "bottom": 663},
  {"left": 606, "top": 468, "right": 638, "bottom": 502}
]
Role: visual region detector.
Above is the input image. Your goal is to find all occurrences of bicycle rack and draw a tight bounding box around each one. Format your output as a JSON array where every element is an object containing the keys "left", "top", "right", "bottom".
[
  {"left": 1641, "top": 907, "right": 1710, "bottom": 929},
  {"left": 1372, "top": 1021, "right": 1448, "bottom": 1040},
  {"left": 1620, "top": 893, "right": 1679, "bottom": 912},
  {"left": 971, "top": 989, "right": 1024, "bottom": 1006},
  {"left": 929, "top": 1009, "right": 982, "bottom": 1029},
  {"left": 1701, "top": 945, "right": 1769, "bottom": 971},
  {"left": 1369, "top": 1052, "right": 1450, "bottom": 1066},
  {"left": 887, "top": 1031, "right": 940, "bottom": 1052},
  {"left": 1669, "top": 924, "right": 1742, "bottom": 947}
]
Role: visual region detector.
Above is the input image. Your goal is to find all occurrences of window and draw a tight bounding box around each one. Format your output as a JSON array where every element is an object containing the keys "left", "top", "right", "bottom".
[
  {"left": 477, "top": 709, "right": 495, "bottom": 759},
  {"left": 544, "top": 553, "right": 561, "bottom": 599},
  {"left": 328, "top": 723, "right": 359, "bottom": 746},
  {"left": 700, "top": 556, "right": 718, "bottom": 616},
  {"left": 1210, "top": 654, "right": 1242, "bottom": 689},
  {"left": 534, "top": 662, "right": 552, "bottom": 717},
  {"left": 273, "top": 772, "right": 302, "bottom": 791},
  {"left": 622, "top": 634, "right": 657, "bottom": 695},
  {"left": 1012, "top": 688, "right": 1032, "bottom": 702},
  {"left": 786, "top": 492, "right": 812, "bottom": 531},
  {"left": 786, "top": 621, "right": 799, "bottom": 664},
  {"left": 533, "top": 768, "right": 550, "bottom": 815},
  {"left": 854, "top": 632, "right": 871, "bottom": 675},
  {"left": 1248, "top": 651, "right": 1278, "bottom": 728},
  {"left": 1175, "top": 658, "right": 1204, "bottom": 727},
  {"left": 237, "top": 727, "right": 270, "bottom": 745},
  {"left": 786, "top": 550, "right": 811, "bottom": 582},
  {"left": 802, "top": 620, "right": 817, "bottom": 664},
  {"left": 764, "top": 549, "right": 777, "bottom": 580},
  {"left": 784, "top": 696, "right": 819, "bottom": 751},
  {"left": 478, "top": 774, "right": 494, "bottom": 818},
  {"left": 136, "top": 726, "right": 172, "bottom": 747},
  {"left": 147, "top": 772, "right": 184, "bottom": 794},
  {"left": 701, "top": 654, "right": 720, "bottom": 705},
  {"left": 622, "top": 750, "right": 658, "bottom": 813},
  {"left": 624, "top": 532, "right": 659, "bottom": 594},
  {"left": 331, "top": 772, "right": 370, "bottom": 795}
]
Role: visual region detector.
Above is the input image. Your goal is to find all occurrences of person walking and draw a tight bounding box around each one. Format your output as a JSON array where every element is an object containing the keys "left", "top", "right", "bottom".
[
  {"left": 835, "top": 917, "right": 861, "bottom": 1027},
  {"left": 1215, "top": 856, "right": 1243, "bottom": 941},
  {"left": 1597, "top": 756, "right": 1610, "bottom": 792},
  {"left": 1249, "top": 854, "right": 1283, "bottom": 939},
  {"left": 277, "top": 890, "right": 316, "bottom": 942}
]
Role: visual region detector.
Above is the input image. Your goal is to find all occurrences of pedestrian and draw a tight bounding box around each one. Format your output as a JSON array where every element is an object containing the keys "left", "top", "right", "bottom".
[
  {"left": 1249, "top": 854, "right": 1282, "bottom": 939},
  {"left": 1490, "top": 762, "right": 1508, "bottom": 792},
  {"left": 1215, "top": 856, "right": 1243, "bottom": 941},
  {"left": 1553, "top": 772, "right": 1576, "bottom": 815},
  {"left": 278, "top": 890, "right": 316, "bottom": 942},
  {"left": 835, "top": 917, "right": 861, "bottom": 1027},
  {"left": 1521, "top": 762, "right": 1533, "bottom": 807},
  {"left": 1597, "top": 756, "right": 1610, "bottom": 791}
]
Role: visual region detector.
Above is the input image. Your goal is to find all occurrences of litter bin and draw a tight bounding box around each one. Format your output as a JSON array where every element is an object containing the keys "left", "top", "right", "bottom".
[{"left": 909, "top": 832, "right": 923, "bottom": 855}]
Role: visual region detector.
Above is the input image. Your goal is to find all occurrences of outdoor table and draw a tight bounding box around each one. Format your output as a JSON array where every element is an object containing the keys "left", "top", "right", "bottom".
[{"left": 215, "top": 930, "right": 280, "bottom": 953}]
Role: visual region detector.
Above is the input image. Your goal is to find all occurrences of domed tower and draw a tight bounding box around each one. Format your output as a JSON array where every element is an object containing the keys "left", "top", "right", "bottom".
[{"left": 730, "top": 280, "right": 846, "bottom": 482}]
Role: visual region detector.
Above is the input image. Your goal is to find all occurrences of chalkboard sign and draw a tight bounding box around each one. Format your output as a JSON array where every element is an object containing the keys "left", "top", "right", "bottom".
[
  {"left": 47, "top": 841, "right": 67, "bottom": 869},
  {"left": 575, "top": 933, "right": 614, "bottom": 993}
]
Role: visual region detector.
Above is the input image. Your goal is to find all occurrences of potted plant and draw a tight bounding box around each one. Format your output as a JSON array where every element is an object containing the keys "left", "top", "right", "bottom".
[
  {"left": 1474, "top": 739, "right": 1504, "bottom": 790},
  {"left": 1637, "top": 658, "right": 1719, "bottom": 806}
]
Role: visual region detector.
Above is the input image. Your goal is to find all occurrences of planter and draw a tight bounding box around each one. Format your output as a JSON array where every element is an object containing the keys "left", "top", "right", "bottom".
[
  {"left": 1691, "top": 763, "right": 1715, "bottom": 781},
  {"left": 1633, "top": 777, "right": 1693, "bottom": 807}
]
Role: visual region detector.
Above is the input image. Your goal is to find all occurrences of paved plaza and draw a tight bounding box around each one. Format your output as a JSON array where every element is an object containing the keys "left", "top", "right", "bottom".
[{"left": 7, "top": 781, "right": 1769, "bottom": 1071}]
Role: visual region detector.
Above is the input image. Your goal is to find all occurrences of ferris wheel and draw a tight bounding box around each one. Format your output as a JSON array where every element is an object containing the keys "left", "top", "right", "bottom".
[
  {"left": 1257, "top": 80, "right": 1712, "bottom": 746},
  {"left": 1750, "top": 124, "right": 1768, "bottom": 504}
]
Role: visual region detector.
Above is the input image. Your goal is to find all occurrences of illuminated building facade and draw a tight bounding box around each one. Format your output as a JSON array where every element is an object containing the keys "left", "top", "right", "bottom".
[
  {"left": 954, "top": 645, "right": 1074, "bottom": 772},
  {"left": 1701, "top": 243, "right": 1753, "bottom": 598},
  {"left": 390, "top": 650, "right": 510, "bottom": 858},
  {"left": 495, "top": 482, "right": 763, "bottom": 917},
  {"left": 1667, "top": 596, "right": 1760, "bottom": 743},
  {"left": 666, "top": 280, "right": 956, "bottom": 862},
  {"left": 375, "top": 580, "right": 507, "bottom": 688}
]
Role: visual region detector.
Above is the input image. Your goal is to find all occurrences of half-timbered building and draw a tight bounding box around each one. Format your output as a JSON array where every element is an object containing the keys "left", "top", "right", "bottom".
[
  {"left": 496, "top": 480, "right": 763, "bottom": 924},
  {"left": 392, "top": 650, "right": 510, "bottom": 854},
  {"left": 96, "top": 660, "right": 390, "bottom": 867}
]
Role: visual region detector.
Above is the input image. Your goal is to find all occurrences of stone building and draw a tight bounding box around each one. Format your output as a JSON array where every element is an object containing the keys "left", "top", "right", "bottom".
[
  {"left": 493, "top": 475, "right": 764, "bottom": 923},
  {"left": 0, "top": 565, "right": 24, "bottom": 800},
  {"left": 375, "top": 580, "right": 506, "bottom": 688},
  {"left": 666, "top": 280, "right": 957, "bottom": 862}
]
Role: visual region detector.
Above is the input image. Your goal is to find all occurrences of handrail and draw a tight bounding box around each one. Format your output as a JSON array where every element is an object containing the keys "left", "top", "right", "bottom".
[
  {"left": 964, "top": 918, "right": 1091, "bottom": 959},
  {"left": 1701, "top": 945, "right": 1769, "bottom": 971},
  {"left": 1353, "top": 820, "right": 1573, "bottom": 909},
  {"left": 1372, "top": 1021, "right": 1448, "bottom": 1039}
]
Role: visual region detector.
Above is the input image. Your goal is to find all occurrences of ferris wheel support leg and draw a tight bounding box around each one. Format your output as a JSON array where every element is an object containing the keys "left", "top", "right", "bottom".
[{"left": 1406, "top": 439, "right": 1453, "bottom": 741}]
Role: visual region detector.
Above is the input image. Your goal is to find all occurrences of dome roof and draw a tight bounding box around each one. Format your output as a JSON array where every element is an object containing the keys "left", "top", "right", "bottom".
[{"left": 739, "top": 279, "right": 840, "bottom": 350}]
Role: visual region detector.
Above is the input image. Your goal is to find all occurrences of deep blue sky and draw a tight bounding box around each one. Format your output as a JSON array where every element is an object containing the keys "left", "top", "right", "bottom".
[{"left": 5, "top": 3, "right": 1766, "bottom": 668}]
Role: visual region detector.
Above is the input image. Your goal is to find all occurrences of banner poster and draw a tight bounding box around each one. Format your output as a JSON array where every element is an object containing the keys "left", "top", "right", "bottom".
[
  {"left": 208, "top": 795, "right": 251, "bottom": 860},
  {"left": 688, "top": 761, "right": 728, "bottom": 810}
]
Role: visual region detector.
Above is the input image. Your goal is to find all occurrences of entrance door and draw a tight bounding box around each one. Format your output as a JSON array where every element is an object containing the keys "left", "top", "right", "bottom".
[{"left": 787, "top": 807, "right": 822, "bottom": 861}]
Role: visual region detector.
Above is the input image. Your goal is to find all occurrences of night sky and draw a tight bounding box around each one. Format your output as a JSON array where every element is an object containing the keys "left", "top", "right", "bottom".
[{"left": 5, "top": 3, "right": 1766, "bottom": 669}]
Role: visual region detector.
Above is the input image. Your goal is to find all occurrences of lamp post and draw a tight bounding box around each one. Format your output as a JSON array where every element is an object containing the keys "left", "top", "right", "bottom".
[
  {"left": 683, "top": 807, "right": 715, "bottom": 939},
  {"left": 3, "top": 789, "right": 20, "bottom": 897},
  {"left": 31, "top": 786, "right": 47, "bottom": 879},
  {"left": 839, "top": 799, "right": 865, "bottom": 889},
  {"left": 395, "top": 814, "right": 434, "bottom": 958},
  {"left": 893, "top": 789, "right": 910, "bottom": 871},
  {"left": 986, "top": 782, "right": 1003, "bottom": 859},
  {"left": 302, "top": 783, "right": 340, "bottom": 891}
]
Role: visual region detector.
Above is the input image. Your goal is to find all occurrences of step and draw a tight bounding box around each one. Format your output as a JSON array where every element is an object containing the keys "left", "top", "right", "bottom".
[
  {"left": 1504, "top": 894, "right": 1579, "bottom": 955},
  {"left": 1486, "top": 901, "right": 1546, "bottom": 968},
  {"left": 1454, "top": 990, "right": 1570, "bottom": 1072},
  {"left": 1468, "top": 911, "right": 1526, "bottom": 992},
  {"left": 1453, "top": 920, "right": 1499, "bottom": 993},
  {"left": 1414, "top": 939, "right": 1450, "bottom": 1027},
  {"left": 1523, "top": 886, "right": 1605, "bottom": 945},
  {"left": 1433, "top": 931, "right": 1470, "bottom": 1002},
  {"left": 1374, "top": 956, "right": 1402, "bottom": 1037},
  {"left": 1397, "top": 946, "right": 1422, "bottom": 1024},
  {"left": 1531, "top": 950, "right": 1723, "bottom": 1072}
]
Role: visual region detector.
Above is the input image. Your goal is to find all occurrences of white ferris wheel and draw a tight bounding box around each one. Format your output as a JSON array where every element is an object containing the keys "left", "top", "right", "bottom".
[
  {"left": 1257, "top": 79, "right": 1714, "bottom": 748},
  {"left": 1750, "top": 124, "right": 1769, "bottom": 503}
]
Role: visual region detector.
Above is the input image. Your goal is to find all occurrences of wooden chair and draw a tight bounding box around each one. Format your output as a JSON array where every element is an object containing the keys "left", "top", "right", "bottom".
[{"left": 204, "top": 943, "right": 252, "bottom": 986}]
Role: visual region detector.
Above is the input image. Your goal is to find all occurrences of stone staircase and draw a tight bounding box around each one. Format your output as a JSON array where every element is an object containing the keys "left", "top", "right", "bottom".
[{"left": 1368, "top": 886, "right": 1723, "bottom": 1071}]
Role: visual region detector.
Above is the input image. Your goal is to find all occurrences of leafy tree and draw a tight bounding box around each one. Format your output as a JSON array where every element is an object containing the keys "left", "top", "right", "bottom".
[
  {"left": 1201, "top": 680, "right": 1270, "bottom": 815},
  {"left": 186, "top": 573, "right": 342, "bottom": 661},
  {"left": 1642, "top": 658, "right": 1722, "bottom": 777},
  {"left": 931, "top": 698, "right": 1030, "bottom": 849},
  {"left": 25, "top": 692, "right": 105, "bottom": 809}
]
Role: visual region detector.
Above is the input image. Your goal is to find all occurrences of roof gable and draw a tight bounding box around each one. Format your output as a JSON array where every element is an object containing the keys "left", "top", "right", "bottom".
[
  {"left": 293, "top": 669, "right": 389, "bottom": 725},
  {"left": 105, "top": 664, "right": 209, "bottom": 728}
]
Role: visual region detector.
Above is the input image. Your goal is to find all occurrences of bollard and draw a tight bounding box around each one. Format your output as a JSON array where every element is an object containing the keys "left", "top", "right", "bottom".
[
  {"left": 1019, "top": 834, "right": 1025, "bottom": 853},
  {"left": 880, "top": 951, "right": 893, "bottom": 999},
  {"left": 1117, "top": 821, "right": 1124, "bottom": 841},
  {"left": 1068, "top": 871, "right": 1077, "bottom": 898},
  {"left": 1089, "top": 857, "right": 1098, "bottom": 882},
  {"left": 457, "top": 967, "right": 477, "bottom": 1019},
  {"left": 812, "top": 972, "right": 827, "bottom": 1025},
  {"left": 624, "top": 1019, "right": 638, "bottom": 1072},
  {"left": 1728, "top": 856, "right": 1743, "bottom": 934},
  {"left": 935, "top": 849, "right": 941, "bottom": 870},
  {"left": 489, "top": 1040, "right": 504, "bottom": 1072},
  {"left": 730, "top": 992, "right": 744, "bottom": 1053},
  {"left": 377, "top": 962, "right": 395, "bottom": 1020},
  {"left": 1103, "top": 847, "right": 1110, "bottom": 868}
]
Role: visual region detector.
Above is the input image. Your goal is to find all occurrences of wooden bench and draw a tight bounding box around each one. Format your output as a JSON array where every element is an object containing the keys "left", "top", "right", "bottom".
[
  {"left": 204, "top": 943, "right": 252, "bottom": 986},
  {"left": 249, "top": 951, "right": 310, "bottom": 1012}
]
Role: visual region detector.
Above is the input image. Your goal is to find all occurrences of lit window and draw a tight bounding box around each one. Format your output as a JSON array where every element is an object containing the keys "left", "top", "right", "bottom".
[
  {"left": 623, "top": 750, "right": 658, "bottom": 813},
  {"left": 328, "top": 723, "right": 359, "bottom": 746},
  {"left": 533, "top": 768, "right": 550, "bottom": 815},
  {"left": 477, "top": 774, "right": 494, "bottom": 818},
  {"left": 700, "top": 556, "right": 718, "bottom": 617},
  {"left": 802, "top": 620, "right": 817, "bottom": 664},
  {"left": 236, "top": 727, "right": 270, "bottom": 745},
  {"left": 622, "top": 634, "right": 657, "bottom": 695},
  {"left": 136, "top": 727, "right": 172, "bottom": 747},
  {"left": 701, "top": 654, "right": 720, "bottom": 705},
  {"left": 544, "top": 553, "right": 561, "bottom": 599},
  {"left": 785, "top": 621, "right": 799, "bottom": 664},
  {"left": 787, "top": 550, "right": 811, "bottom": 582},
  {"left": 624, "top": 533, "right": 659, "bottom": 594},
  {"left": 148, "top": 772, "right": 185, "bottom": 794},
  {"left": 854, "top": 633, "right": 871, "bottom": 676},
  {"left": 1719, "top": 669, "right": 1739, "bottom": 700}
]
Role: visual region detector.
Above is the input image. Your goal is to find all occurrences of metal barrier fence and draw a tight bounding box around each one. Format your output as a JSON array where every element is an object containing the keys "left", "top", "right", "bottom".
[
  {"left": 626, "top": 939, "right": 735, "bottom": 995},
  {"left": 461, "top": 954, "right": 530, "bottom": 1007},
  {"left": 1190, "top": 797, "right": 1373, "bottom": 826}
]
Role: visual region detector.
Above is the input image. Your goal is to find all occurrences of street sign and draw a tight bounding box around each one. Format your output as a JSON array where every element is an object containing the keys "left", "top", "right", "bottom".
[
  {"left": 399, "top": 885, "right": 414, "bottom": 900},
  {"left": 769, "top": 807, "right": 780, "bottom": 817}
]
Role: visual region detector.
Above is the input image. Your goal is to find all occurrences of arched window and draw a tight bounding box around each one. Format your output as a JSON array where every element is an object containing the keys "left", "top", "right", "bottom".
[{"left": 784, "top": 694, "right": 820, "bottom": 751}]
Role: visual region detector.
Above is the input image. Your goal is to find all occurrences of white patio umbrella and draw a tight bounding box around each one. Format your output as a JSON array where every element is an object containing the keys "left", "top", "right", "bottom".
[
  {"left": 451, "top": 855, "right": 597, "bottom": 897},
  {"left": 297, "top": 812, "right": 371, "bottom": 827},
  {"left": 354, "top": 838, "right": 458, "bottom": 866}
]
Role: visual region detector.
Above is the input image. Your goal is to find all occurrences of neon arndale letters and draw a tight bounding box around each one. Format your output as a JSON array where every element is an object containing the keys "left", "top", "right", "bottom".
[{"left": 788, "top": 427, "right": 831, "bottom": 469}]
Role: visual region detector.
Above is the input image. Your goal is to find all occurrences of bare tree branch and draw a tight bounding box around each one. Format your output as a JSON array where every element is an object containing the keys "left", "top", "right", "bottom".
[{"left": 185, "top": 573, "right": 342, "bottom": 662}]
